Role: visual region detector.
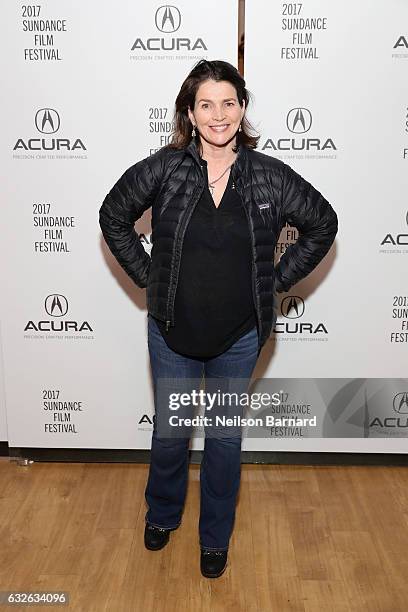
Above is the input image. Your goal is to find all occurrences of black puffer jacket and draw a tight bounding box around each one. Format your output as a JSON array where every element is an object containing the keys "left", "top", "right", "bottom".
[{"left": 99, "top": 139, "right": 338, "bottom": 355}]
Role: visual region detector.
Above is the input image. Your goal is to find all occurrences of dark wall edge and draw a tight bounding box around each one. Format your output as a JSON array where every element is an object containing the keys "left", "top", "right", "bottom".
[{"left": 6, "top": 446, "right": 408, "bottom": 466}]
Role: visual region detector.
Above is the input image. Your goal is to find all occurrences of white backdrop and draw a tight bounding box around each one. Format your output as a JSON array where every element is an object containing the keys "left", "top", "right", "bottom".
[
  {"left": 0, "top": 0, "right": 238, "bottom": 449},
  {"left": 0, "top": 0, "right": 406, "bottom": 452},
  {"left": 244, "top": 0, "right": 408, "bottom": 451}
]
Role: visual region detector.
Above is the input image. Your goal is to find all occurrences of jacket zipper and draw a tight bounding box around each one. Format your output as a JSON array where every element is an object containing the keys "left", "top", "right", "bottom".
[
  {"left": 241, "top": 200, "right": 262, "bottom": 348},
  {"left": 165, "top": 176, "right": 205, "bottom": 331}
]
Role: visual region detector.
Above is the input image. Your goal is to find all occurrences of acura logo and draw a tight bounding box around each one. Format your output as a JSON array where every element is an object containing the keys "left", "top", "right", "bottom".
[
  {"left": 393, "top": 392, "right": 408, "bottom": 414},
  {"left": 35, "top": 108, "right": 60, "bottom": 134},
  {"left": 280, "top": 296, "right": 305, "bottom": 319},
  {"left": 45, "top": 294, "right": 68, "bottom": 317},
  {"left": 155, "top": 5, "right": 181, "bottom": 33},
  {"left": 286, "top": 108, "right": 312, "bottom": 134}
]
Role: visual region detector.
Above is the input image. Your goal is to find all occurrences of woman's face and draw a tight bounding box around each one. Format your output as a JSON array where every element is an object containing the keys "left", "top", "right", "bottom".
[{"left": 188, "top": 79, "right": 245, "bottom": 148}]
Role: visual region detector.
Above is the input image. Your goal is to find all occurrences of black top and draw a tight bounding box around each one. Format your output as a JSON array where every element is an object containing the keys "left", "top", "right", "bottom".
[{"left": 153, "top": 159, "right": 257, "bottom": 358}]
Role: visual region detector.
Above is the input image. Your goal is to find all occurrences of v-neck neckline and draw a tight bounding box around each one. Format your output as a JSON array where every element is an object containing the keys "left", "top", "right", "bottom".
[
  {"left": 201, "top": 161, "right": 233, "bottom": 211},
  {"left": 210, "top": 168, "right": 232, "bottom": 210}
]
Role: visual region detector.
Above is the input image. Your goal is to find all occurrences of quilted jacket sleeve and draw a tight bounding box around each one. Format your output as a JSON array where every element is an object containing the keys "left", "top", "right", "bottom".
[
  {"left": 99, "top": 150, "right": 166, "bottom": 288},
  {"left": 274, "top": 163, "right": 338, "bottom": 294}
]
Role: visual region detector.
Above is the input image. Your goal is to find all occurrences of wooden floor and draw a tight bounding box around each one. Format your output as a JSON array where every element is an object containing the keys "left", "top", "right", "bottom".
[{"left": 0, "top": 458, "right": 407, "bottom": 611}]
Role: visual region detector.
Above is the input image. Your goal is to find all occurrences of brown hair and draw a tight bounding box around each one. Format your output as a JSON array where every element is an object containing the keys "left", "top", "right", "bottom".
[{"left": 168, "top": 59, "right": 259, "bottom": 153}]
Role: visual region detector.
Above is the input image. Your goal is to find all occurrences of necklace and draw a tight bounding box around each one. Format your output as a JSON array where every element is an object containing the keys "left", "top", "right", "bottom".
[{"left": 208, "top": 162, "right": 235, "bottom": 196}]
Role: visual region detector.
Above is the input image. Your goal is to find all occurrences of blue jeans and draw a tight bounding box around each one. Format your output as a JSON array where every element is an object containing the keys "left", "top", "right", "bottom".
[{"left": 144, "top": 314, "right": 259, "bottom": 551}]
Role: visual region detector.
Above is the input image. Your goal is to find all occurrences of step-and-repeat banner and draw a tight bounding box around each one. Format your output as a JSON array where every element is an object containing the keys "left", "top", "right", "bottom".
[
  {"left": 0, "top": 0, "right": 406, "bottom": 453},
  {"left": 245, "top": 0, "right": 407, "bottom": 451},
  {"left": 0, "top": 0, "right": 238, "bottom": 450}
]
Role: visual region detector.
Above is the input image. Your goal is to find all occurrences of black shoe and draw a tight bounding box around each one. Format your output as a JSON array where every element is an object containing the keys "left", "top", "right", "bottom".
[
  {"left": 200, "top": 549, "right": 228, "bottom": 578},
  {"left": 144, "top": 523, "right": 171, "bottom": 551}
]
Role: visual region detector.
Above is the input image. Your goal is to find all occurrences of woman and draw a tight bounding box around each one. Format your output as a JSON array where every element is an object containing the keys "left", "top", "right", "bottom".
[{"left": 99, "top": 59, "right": 338, "bottom": 579}]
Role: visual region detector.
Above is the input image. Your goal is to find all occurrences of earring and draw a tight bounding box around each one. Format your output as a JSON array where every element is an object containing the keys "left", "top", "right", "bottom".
[
  {"left": 192, "top": 125, "right": 196, "bottom": 137},
  {"left": 238, "top": 123, "right": 242, "bottom": 132}
]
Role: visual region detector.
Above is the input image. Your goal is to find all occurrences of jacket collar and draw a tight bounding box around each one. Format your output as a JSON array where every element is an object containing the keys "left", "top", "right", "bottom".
[{"left": 185, "top": 138, "right": 248, "bottom": 177}]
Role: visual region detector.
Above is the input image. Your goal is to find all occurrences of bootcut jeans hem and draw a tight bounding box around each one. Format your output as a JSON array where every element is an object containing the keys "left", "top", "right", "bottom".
[{"left": 145, "top": 519, "right": 181, "bottom": 531}]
